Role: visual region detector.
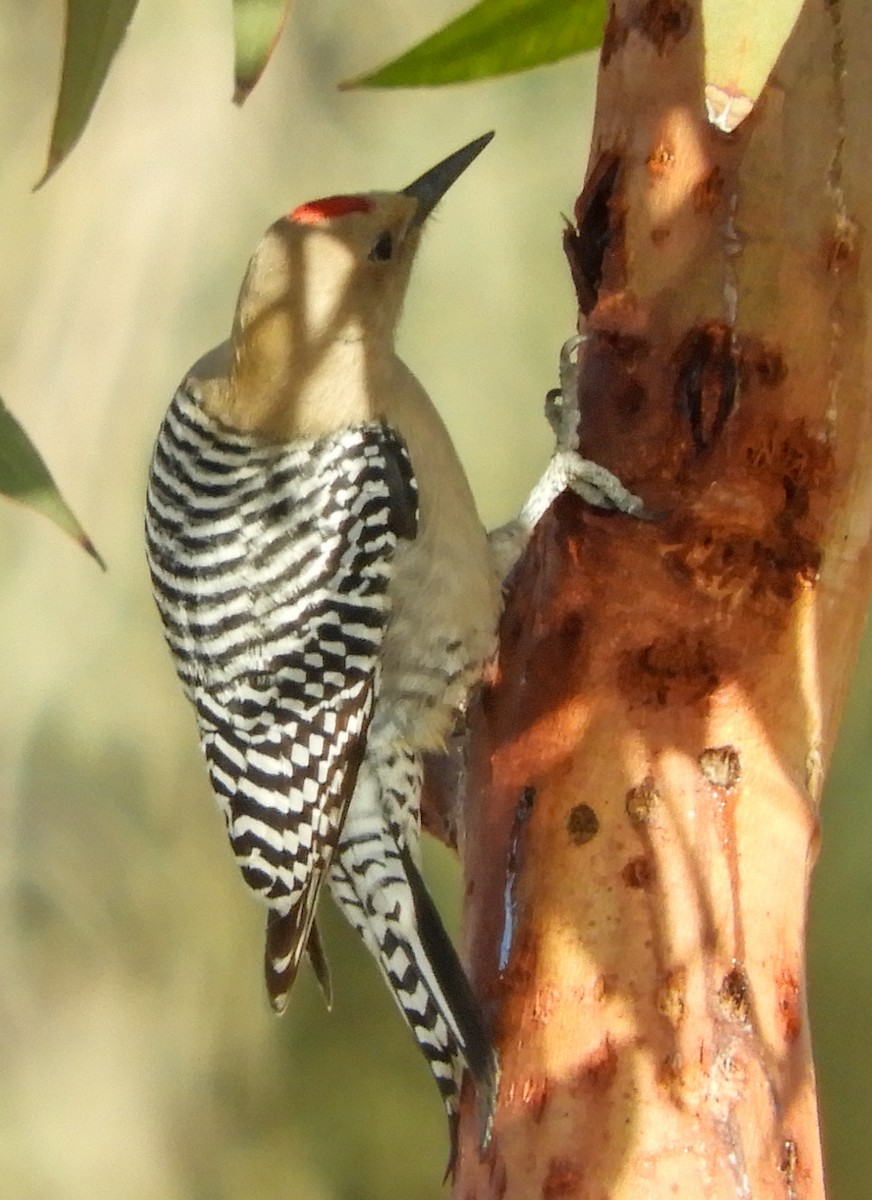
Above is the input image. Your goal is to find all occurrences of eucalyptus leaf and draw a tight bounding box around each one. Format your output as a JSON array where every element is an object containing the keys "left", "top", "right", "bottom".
[
  {"left": 343, "top": 0, "right": 604, "bottom": 89},
  {"left": 37, "top": 0, "right": 139, "bottom": 189},
  {"left": 702, "top": 0, "right": 804, "bottom": 131},
  {"left": 0, "top": 397, "right": 103, "bottom": 567},
  {"left": 233, "top": 0, "right": 292, "bottom": 104}
]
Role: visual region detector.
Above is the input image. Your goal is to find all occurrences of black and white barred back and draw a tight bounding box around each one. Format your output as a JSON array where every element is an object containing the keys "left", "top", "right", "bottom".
[
  {"left": 145, "top": 381, "right": 497, "bottom": 1156},
  {"left": 145, "top": 382, "right": 418, "bottom": 1005}
]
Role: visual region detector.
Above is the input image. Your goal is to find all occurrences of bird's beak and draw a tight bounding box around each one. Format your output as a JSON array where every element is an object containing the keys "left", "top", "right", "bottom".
[{"left": 402, "top": 132, "right": 494, "bottom": 228}]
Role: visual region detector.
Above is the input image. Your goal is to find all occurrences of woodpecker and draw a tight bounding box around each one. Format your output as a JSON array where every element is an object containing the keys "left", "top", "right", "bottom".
[{"left": 145, "top": 134, "right": 502, "bottom": 1158}]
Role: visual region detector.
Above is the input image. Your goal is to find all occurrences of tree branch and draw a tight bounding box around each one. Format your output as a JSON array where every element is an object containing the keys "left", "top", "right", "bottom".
[{"left": 453, "top": 2, "right": 871, "bottom": 1195}]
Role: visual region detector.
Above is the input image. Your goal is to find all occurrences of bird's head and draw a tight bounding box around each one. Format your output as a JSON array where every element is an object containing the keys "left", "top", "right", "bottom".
[
  {"left": 213, "top": 137, "right": 491, "bottom": 436},
  {"left": 231, "top": 133, "right": 491, "bottom": 360}
]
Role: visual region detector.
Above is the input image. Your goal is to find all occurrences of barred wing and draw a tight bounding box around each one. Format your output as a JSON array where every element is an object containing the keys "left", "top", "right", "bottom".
[{"left": 145, "top": 386, "right": 417, "bottom": 1009}]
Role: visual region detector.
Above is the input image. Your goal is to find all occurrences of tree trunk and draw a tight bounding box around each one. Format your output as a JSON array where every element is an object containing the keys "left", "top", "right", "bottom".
[{"left": 452, "top": 2, "right": 872, "bottom": 1195}]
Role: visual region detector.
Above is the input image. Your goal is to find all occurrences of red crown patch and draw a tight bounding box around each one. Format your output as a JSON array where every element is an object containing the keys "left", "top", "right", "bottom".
[{"left": 290, "top": 195, "right": 372, "bottom": 224}]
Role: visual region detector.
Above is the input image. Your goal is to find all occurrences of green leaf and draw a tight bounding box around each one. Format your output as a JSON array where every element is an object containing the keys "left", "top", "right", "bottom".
[
  {"left": 37, "top": 0, "right": 139, "bottom": 189},
  {"left": 702, "top": 0, "right": 804, "bottom": 131},
  {"left": 233, "top": 0, "right": 292, "bottom": 104},
  {"left": 0, "top": 396, "right": 103, "bottom": 568},
  {"left": 343, "top": 0, "right": 605, "bottom": 89}
]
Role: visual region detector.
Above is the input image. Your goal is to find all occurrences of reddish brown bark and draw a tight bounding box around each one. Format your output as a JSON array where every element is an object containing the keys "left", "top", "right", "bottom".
[{"left": 450, "top": 2, "right": 872, "bottom": 1196}]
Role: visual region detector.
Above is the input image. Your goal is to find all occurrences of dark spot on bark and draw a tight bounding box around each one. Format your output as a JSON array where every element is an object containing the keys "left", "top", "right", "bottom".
[
  {"left": 567, "top": 803, "right": 599, "bottom": 845},
  {"left": 662, "top": 416, "right": 827, "bottom": 615},
  {"left": 621, "top": 855, "right": 654, "bottom": 888},
  {"left": 601, "top": 3, "right": 629, "bottom": 66},
  {"left": 635, "top": 0, "right": 693, "bottom": 52},
  {"left": 699, "top": 745, "right": 741, "bottom": 790},
  {"left": 674, "top": 321, "right": 739, "bottom": 452},
  {"left": 781, "top": 473, "right": 810, "bottom": 524},
  {"left": 651, "top": 225, "right": 671, "bottom": 246},
  {"left": 721, "top": 417, "right": 830, "bottom": 606},
  {"left": 542, "top": 1157, "right": 584, "bottom": 1199},
  {"left": 626, "top": 776, "right": 660, "bottom": 825},
  {"left": 777, "top": 967, "right": 802, "bottom": 1043},
  {"left": 751, "top": 342, "right": 787, "bottom": 387},
  {"left": 577, "top": 339, "right": 649, "bottom": 450},
  {"left": 598, "top": 330, "right": 651, "bottom": 363},
  {"left": 692, "top": 166, "right": 724, "bottom": 213},
  {"left": 557, "top": 610, "right": 587, "bottom": 648},
  {"left": 564, "top": 152, "right": 622, "bottom": 315},
  {"left": 744, "top": 416, "right": 833, "bottom": 481},
  {"left": 719, "top": 965, "right": 751, "bottom": 1022},
  {"left": 623, "top": 633, "right": 720, "bottom": 707}
]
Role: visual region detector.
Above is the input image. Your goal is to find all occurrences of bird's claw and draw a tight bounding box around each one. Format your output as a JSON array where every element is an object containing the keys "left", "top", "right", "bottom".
[{"left": 546, "top": 332, "right": 659, "bottom": 520}]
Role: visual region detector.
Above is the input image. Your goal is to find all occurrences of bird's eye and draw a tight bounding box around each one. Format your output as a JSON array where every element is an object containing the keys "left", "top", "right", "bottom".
[{"left": 369, "top": 231, "right": 394, "bottom": 262}]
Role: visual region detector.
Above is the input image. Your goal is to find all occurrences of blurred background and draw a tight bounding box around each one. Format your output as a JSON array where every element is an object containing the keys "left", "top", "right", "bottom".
[{"left": 0, "top": 2, "right": 868, "bottom": 1197}]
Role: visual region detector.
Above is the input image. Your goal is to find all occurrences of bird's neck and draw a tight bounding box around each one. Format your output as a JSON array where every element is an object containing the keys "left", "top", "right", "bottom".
[{"left": 207, "top": 318, "right": 399, "bottom": 443}]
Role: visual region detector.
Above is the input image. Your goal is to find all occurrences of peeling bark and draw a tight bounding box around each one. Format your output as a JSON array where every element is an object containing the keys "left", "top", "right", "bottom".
[{"left": 450, "top": 2, "right": 872, "bottom": 1196}]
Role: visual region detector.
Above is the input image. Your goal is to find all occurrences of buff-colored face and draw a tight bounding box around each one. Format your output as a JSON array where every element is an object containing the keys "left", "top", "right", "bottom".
[
  {"left": 232, "top": 130, "right": 495, "bottom": 354},
  {"left": 234, "top": 191, "right": 424, "bottom": 351},
  {"left": 218, "top": 136, "right": 494, "bottom": 439}
]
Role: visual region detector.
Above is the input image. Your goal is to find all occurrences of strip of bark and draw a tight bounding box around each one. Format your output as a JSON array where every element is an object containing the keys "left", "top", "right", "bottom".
[{"left": 452, "top": 1, "right": 872, "bottom": 1195}]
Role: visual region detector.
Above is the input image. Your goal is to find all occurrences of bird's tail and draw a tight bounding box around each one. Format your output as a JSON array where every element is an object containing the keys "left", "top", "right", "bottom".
[{"left": 328, "top": 809, "right": 498, "bottom": 1169}]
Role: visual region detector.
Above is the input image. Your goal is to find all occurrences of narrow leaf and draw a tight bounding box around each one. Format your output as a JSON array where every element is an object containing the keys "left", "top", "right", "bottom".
[
  {"left": 343, "top": 0, "right": 605, "bottom": 89},
  {"left": 702, "top": 0, "right": 804, "bottom": 132},
  {"left": 0, "top": 396, "right": 104, "bottom": 568},
  {"left": 233, "top": 0, "right": 292, "bottom": 104},
  {"left": 37, "top": 0, "right": 139, "bottom": 189}
]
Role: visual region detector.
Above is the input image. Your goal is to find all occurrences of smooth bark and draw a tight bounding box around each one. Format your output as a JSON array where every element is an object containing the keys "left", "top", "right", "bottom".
[{"left": 451, "top": 2, "right": 872, "bottom": 1196}]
